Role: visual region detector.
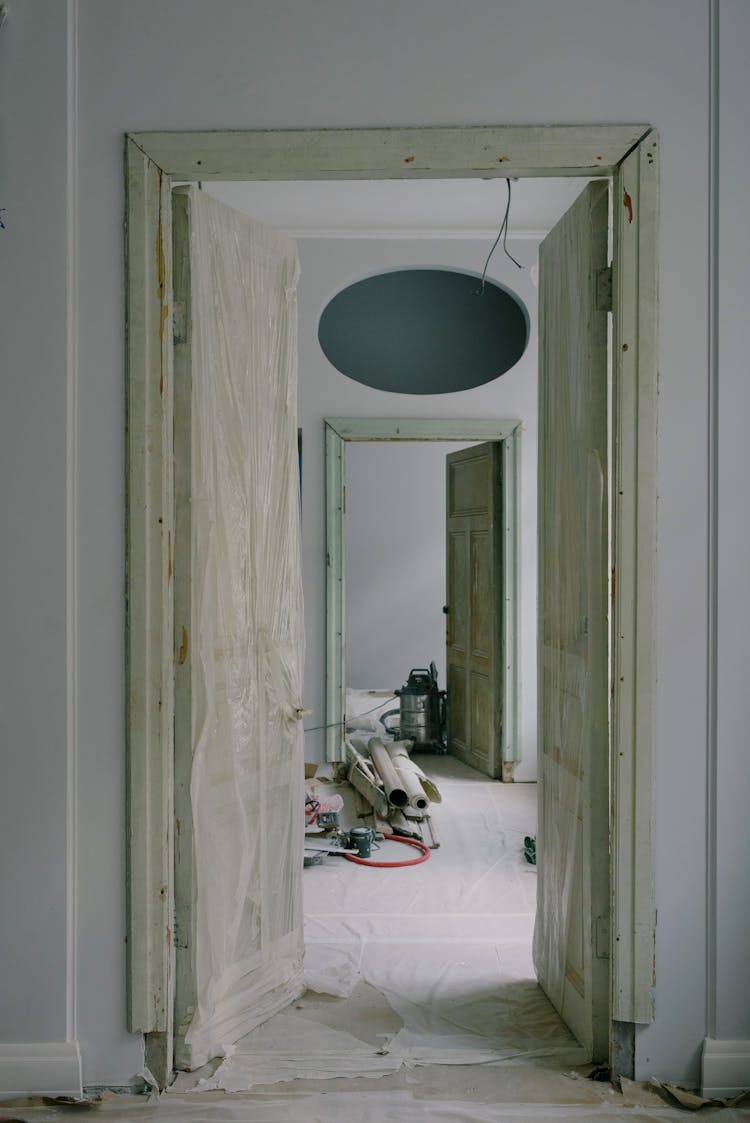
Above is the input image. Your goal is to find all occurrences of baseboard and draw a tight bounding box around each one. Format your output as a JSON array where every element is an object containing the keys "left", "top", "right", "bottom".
[
  {"left": 701, "top": 1037, "right": 750, "bottom": 1099},
  {"left": 0, "top": 1041, "right": 82, "bottom": 1098}
]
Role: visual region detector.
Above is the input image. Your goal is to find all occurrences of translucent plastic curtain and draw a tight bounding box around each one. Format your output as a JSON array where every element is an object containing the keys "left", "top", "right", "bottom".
[{"left": 183, "top": 187, "right": 305, "bottom": 1065}]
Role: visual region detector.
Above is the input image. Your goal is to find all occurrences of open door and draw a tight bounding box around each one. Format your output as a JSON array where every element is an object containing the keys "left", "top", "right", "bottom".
[
  {"left": 171, "top": 186, "right": 306, "bottom": 1071},
  {"left": 534, "top": 182, "right": 610, "bottom": 1060},
  {"left": 445, "top": 442, "right": 503, "bottom": 778}
]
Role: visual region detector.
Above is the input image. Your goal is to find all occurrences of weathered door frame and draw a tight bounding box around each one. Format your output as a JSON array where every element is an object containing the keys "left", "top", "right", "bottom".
[
  {"left": 125, "top": 124, "right": 659, "bottom": 1080},
  {"left": 323, "top": 417, "right": 521, "bottom": 773}
]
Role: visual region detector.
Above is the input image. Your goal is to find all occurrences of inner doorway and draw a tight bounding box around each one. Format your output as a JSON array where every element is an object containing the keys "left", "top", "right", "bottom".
[
  {"left": 324, "top": 419, "right": 521, "bottom": 778},
  {"left": 344, "top": 439, "right": 508, "bottom": 779}
]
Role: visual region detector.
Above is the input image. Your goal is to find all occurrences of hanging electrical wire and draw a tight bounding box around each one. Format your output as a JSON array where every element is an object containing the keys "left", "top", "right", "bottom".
[
  {"left": 475, "top": 179, "right": 523, "bottom": 295},
  {"left": 303, "top": 693, "right": 398, "bottom": 734}
]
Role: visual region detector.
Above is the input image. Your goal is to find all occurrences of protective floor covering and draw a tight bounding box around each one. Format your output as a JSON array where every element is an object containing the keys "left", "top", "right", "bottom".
[
  {"left": 178, "top": 755, "right": 587, "bottom": 1093},
  {"left": 7, "top": 758, "right": 750, "bottom": 1120},
  {"left": 7, "top": 1086, "right": 750, "bottom": 1121}
]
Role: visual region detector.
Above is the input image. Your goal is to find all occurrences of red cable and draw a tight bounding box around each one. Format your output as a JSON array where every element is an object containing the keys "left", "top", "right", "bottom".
[{"left": 344, "top": 832, "right": 430, "bottom": 868}]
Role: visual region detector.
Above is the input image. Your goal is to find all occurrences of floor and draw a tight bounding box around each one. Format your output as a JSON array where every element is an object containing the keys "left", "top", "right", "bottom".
[{"left": 5, "top": 756, "right": 749, "bottom": 1122}]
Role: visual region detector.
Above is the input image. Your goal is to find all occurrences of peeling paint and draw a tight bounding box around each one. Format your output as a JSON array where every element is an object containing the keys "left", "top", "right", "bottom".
[
  {"left": 178, "top": 624, "right": 189, "bottom": 665},
  {"left": 168, "top": 530, "right": 173, "bottom": 583},
  {"left": 404, "top": 155, "right": 415, "bottom": 163},
  {"left": 497, "top": 155, "right": 509, "bottom": 163},
  {"left": 623, "top": 189, "right": 633, "bottom": 224}
]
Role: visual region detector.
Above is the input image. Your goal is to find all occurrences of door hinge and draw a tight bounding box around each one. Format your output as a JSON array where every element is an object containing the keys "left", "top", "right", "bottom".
[
  {"left": 596, "top": 266, "right": 613, "bottom": 312},
  {"left": 173, "top": 299, "right": 188, "bottom": 344},
  {"left": 595, "top": 915, "right": 610, "bottom": 959}
]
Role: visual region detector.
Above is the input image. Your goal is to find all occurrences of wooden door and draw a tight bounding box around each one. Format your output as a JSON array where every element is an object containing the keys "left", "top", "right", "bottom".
[
  {"left": 534, "top": 182, "right": 610, "bottom": 1060},
  {"left": 445, "top": 442, "right": 503, "bottom": 777},
  {"left": 172, "top": 186, "right": 305, "bottom": 1071}
]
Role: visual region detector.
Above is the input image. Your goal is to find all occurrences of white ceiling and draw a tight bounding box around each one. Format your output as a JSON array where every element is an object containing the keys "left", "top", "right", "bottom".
[{"left": 201, "top": 177, "right": 591, "bottom": 239}]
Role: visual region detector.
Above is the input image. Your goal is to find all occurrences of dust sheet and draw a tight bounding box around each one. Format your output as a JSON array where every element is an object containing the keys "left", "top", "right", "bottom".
[
  {"left": 192, "top": 759, "right": 590, "bottom": 1092},
  {"left": 175, "top": 186, "right": 305, "bottom": 1067},
  {"left": 11, "top": 1090, "right": 750, "bottom": 1123}
]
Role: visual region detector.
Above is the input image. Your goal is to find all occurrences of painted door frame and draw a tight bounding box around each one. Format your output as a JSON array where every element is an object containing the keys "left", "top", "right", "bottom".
[
  {"left": 125, "top": 124, "right": 659, "bottom": 1078},
  {"left": 324, "top": 418, "right": 521, "bottom": 773}
]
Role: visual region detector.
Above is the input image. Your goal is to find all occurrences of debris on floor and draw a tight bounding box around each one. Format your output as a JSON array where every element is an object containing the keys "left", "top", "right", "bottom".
[
  {"left": 184, "top": 756, "right": 573, "bottom": 1094},
  {"left": 304, "top": 735, "right": 443, "bottom": 864},
  {"left": 345, "top": 735, "right": 442, "bottom": 849}
]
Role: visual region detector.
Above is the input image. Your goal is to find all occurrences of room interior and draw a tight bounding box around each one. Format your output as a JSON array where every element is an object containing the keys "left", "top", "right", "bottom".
[{"left": 2, "top": 4, "right": 748, "bottom": 1116}]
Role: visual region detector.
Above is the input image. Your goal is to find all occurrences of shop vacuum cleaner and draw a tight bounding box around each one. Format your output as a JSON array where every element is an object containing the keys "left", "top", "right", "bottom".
[{"left": 380, "top": 663, "right": 447, "bottom": 751}]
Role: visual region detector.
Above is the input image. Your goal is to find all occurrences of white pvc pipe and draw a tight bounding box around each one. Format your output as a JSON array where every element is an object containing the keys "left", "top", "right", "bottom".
[
  {"left": 388, "top": 750, "right": 430, "bottom": 811},
  {"left": 368, "top": 738, "right": 409, "bottom": 808},
  {"left": 385, "top": 742, "right": 442, "bottom": 805}
]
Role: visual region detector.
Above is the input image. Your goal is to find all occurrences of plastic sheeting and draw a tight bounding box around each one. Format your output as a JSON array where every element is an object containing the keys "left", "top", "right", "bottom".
[
  {"left": 345, "top": 687, "right": 398, "bottom": 733},
  {"left": 301, "top": 768, "right": 581, "bottom": 1072},
  {"left": 186, "top": 758, "right": 590, "bottom": 1093},
  {"left": 13, "top": 1093, "right": 750, "bottom": 1122},
  {"left": 180, "top": 186, "right": 305, "bottom": 1066}
]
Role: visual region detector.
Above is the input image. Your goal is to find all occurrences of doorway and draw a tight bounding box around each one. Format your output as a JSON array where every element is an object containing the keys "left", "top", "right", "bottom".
[
  {"left": 124, "top": 124, "right": 659, "bottom": 1085},
  {"left": 324, "top": 419, "right": 521, "bottom": 779}
]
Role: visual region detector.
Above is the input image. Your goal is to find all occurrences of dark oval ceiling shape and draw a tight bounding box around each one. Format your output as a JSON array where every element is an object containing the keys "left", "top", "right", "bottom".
[{"left": 318, "top": 268, "right": 529, "bottom": 395}]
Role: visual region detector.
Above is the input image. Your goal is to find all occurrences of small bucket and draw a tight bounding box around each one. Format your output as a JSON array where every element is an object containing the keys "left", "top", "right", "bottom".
[{"left": 349, "top": 826, "right": 375, "bottom": 859}]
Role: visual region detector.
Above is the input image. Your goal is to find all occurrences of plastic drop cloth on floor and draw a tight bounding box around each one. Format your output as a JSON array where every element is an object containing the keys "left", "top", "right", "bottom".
[
  {"left": 9, "top": 1087, "right": 750, "bottom": 1122},
  {"left": 187, "top": 755, "right": 589, "bottom": 1093}
]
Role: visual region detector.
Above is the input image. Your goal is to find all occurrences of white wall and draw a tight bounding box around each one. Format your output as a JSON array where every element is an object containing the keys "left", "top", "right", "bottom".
[
  {"left": 345, "top": 441, "right": 471, "bottom": 695},
  {"left": 1, "top": 0, "right": 748, "bottom": 1093},
  {"left": 0, "top": 0, "right": 72, "bottom": 1049}
]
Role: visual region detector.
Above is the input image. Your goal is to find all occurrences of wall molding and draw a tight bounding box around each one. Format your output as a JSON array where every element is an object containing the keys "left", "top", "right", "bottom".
[
  {"left": 704, "top": 0, "right": 720, "bottom": 1045},
  {"left": 0, "top": 1042, "right": 82, "bottom": 1098},
  {"left": 65, "top": 0, "right": 80, "bottom": 1047},
  {"left": 702, "top": 1038, "right": 750, "bottom": 1099}
]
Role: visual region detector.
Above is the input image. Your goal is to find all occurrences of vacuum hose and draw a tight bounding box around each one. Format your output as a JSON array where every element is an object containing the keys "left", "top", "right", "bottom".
[{"left": 344, "top": 832, "right": 430, "bottom": 868}]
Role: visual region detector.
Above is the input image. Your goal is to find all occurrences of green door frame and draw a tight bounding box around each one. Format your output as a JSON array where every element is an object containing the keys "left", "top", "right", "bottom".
[{"left": 324, "top": 417, "right": 522, "bottom": 771}]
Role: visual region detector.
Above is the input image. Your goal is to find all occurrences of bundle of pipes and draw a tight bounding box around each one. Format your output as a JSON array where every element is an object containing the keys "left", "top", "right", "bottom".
[
  {"left": 384, "top": 740, "right": 442, "bottom": 808},
  {"left": 346, "top": 736, "right": 442, "bottom": 819}
]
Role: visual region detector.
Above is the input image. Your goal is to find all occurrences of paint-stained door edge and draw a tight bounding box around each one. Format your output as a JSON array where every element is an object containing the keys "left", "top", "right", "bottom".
[{"left": 124, "top": 137, "right": 175, "bottom": 1080}]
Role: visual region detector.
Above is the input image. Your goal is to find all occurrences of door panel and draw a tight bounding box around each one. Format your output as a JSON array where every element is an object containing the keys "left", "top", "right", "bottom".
[
  {"left": 446, "top": 442, "right": 503, "bottom": 777},
  {"left": 469, "top": 671, "right": 492, "bottom": 768},
  {"left": 448, "top": 531, "right": 468, "bottom": 652},
  {"left": 470, "top": 531, "right": 491, "bottom": 655},
  {"left": 534, "top": 181, "right": 610, "bottom": 1060}
]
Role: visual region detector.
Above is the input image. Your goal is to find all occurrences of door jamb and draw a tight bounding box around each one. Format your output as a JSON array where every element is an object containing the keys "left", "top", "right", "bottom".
[
  {"left": 124, "top": 124, "right": 659, "bottom": 1078},
  {"left": 323, "top": 418, "right": 521, "bottom": 770}
]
